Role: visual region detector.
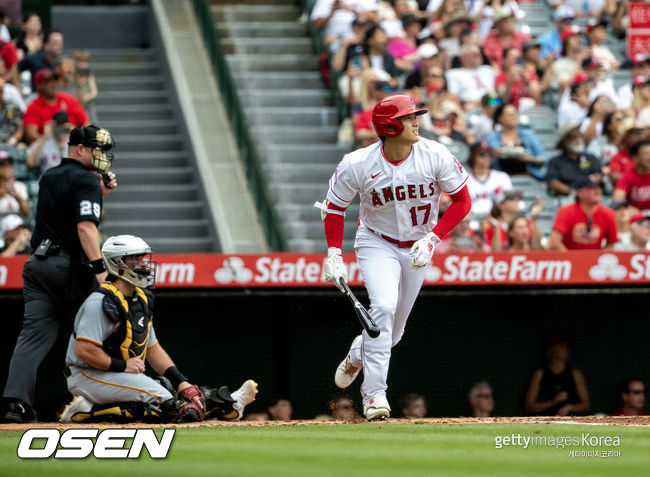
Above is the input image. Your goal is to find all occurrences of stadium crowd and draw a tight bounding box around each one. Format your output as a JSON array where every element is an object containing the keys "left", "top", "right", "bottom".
[
  {"left": 0, "top": 11, "right": 98, "bottom": 256},
  {"left": 312, "top": 0, "right": 650, "bottom": 252}
]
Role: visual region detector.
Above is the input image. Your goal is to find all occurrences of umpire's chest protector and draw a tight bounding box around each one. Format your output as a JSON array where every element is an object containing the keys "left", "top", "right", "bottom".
[{"left": 97, "top": 283, "right": 154, "bottom": 361}]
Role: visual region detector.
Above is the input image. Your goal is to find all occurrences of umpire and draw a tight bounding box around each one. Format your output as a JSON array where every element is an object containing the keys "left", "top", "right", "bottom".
[{"left": 1, "top": 125, "right": 117, "bottom": 422}]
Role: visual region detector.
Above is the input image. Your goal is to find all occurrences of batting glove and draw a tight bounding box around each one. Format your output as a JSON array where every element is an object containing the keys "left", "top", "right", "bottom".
[
  {"left": 409, "top": 232, "right": 441, "bottom": 269},
  {"left": 324, "top": 247, "right": 347, "bottom": 292}
]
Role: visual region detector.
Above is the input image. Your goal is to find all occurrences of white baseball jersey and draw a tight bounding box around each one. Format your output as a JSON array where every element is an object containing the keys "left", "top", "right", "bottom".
[
  {"left": 467, "top": 170, "right": 512, "bottom": 217},
  {"left": 327, "top": 138, "right": 469, "bottom": 241}
]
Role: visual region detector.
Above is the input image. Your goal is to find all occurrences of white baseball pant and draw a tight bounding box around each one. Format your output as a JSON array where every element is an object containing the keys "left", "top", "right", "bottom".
[{"left": 347, "top": 226, "right": 427, "bottom": 404}]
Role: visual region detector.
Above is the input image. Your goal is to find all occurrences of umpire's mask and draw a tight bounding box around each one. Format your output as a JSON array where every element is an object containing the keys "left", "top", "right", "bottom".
[{"left": 69, "top": 125, "right": 115, "bottom": 173}]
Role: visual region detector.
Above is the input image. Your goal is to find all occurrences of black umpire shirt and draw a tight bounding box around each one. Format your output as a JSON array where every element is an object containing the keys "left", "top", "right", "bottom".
[{"left": 31, "top": 158, "right": 102, "bottom": 258}]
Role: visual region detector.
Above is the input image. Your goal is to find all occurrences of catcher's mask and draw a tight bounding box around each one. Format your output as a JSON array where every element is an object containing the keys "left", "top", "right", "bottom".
[
  {"left": 102, "top": 235, "right": 157, "bottom": 288},
  {"left": 68, "top": 125, "right": 115, "bottom": 173}
]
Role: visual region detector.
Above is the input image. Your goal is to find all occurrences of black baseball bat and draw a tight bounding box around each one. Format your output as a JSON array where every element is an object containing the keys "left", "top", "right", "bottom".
[{"left": 339, "top": 278, "right": 380, "bottom": 338}]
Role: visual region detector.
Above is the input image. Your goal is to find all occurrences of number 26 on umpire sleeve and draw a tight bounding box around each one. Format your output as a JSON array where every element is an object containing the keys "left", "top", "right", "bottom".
[
  {"left": 80, "top": 200, "right": 101, "bottom": 219},
  {"left": 409, "top": 204, "right": 431, "bottom": 226}
]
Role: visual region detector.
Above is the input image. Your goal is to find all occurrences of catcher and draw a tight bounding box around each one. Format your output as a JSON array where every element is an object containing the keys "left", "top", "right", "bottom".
[{"left": 60, "top": 234, "right": 258, "bottom": 423}]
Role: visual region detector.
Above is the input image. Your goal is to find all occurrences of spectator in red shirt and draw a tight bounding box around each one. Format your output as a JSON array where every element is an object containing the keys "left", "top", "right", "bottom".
[
  {"left": 610, "top": 379, "right": 646, "bottom": 417},
  {"left": 548, "top": 175, "right": 618, "bottom": 250},
  {"left": 495, "top": 47, "right": 540, "bottom": 108},
  {"left": 23, "top": 68, "right": 89, "bottom": 144},
  {"left": 612, "top": 139, "right": 650, "bottom": 211},
  {"left": 482, "top": 9, "right": 531, "bottom": 71},
  {"left": 609, "top": 118, "right": 647, "bottom": 187}
]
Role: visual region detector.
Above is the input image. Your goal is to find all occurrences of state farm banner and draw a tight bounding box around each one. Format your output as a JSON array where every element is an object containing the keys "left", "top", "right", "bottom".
[
  {"left": 2, "top": 252, "right": 650, "bottom": 290},
  {"left": 628, "top": 2, "right": 650, "bottom": 58}
]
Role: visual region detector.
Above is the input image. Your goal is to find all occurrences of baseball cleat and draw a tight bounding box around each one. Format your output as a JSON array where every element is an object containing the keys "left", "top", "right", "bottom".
[
  {"left": 231, "top": 379, "right": 258, "bottom": 420},
  {"left": 363, "top": 395, "right": 391, "bottom": 421},
  {"left": 60, "top": 395, "right": 93, "bottom": 423},
  {"left": 2, "top": 399, "right": 37, "bottom": 423},
  {"left": 334, "top": 355, "right": 361, "bottom": 389}
]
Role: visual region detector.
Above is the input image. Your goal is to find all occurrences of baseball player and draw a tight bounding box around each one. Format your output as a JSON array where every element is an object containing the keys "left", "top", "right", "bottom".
[
  {"left": 60, "top": 235, "right": 258, "bottom": 423},
  {"left": 321, "top": 94, "right": 471, "bottom": 420}
]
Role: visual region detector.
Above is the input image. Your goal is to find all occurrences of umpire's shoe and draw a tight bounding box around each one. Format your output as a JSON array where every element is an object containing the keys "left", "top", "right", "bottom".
[
  {"left": 2, "top": 398, "right": 37, "bottom": 423},
  {"left": 363, "top": 395, "right": 390, "bottom": 421},
  {"left": 334, "top": 354, "right": 361, "bottom": 389}
]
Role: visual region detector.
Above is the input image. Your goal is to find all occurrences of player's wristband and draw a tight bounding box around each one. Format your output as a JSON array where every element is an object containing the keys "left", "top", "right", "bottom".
[
  {"left": 88, "top": 259, "right": 106, "bottom": 274},
  {"left": 109, "top": 357, "right": 127, "bottom": 372},
  {"left": 164, "top": 366, "right": 189, "bottom": 390}
]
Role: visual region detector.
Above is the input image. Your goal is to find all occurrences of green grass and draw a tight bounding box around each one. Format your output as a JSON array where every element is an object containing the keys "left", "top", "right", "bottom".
[{"left": 1, "top": 423, "right": 649, "bottom": 477}]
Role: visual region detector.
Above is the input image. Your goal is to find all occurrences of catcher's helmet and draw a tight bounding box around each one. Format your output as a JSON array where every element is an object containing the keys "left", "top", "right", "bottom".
[
  {"left": 102, "top": 235, "right": 156, "bottom": 288},
  {"left": 372, "top": 94, "right": 428, "bottom": 137}
]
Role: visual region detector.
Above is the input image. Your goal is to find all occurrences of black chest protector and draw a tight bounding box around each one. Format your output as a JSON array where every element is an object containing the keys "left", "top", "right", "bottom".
[{"left": 96, "top": 283, "right": 154, "bottom": 361}]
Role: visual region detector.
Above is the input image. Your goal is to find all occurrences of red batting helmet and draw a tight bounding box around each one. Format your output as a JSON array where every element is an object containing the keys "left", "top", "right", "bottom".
[{"left": 372, "top": 94, "right": 428, "bottom": 137}]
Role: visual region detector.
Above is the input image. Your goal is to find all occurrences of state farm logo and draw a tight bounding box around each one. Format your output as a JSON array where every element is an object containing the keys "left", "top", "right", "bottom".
[
  {"left": 156, "top": 263, "right": 195, "bottom": 284},
  {"left": 214, "top": 257, "right": 253, "bottom": 284},
  {"left": 0, "top": 265, "right": 6, "bottom": 285},
  {"left": 588, "top": 254, "right": 627, "bottom": 281}
]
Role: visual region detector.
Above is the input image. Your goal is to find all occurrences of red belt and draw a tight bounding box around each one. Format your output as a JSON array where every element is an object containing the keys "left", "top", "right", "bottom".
[{"left": 366, "top": 227, "right": 416, "bottom": 249}]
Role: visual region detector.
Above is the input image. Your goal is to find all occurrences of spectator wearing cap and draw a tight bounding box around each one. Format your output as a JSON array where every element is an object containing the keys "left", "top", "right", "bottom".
[
  {"left": 0, "top": 78, "right": 24, "bottom": 146},
  {"left": 466, "top": 141, "right": 512, "bottom": 217},
  {"left": 539, "top": 5, "right": 576, "bottom": 61},
  {"left": 403, "top": 43, "right": 442, "bottom": 96},
  {"left": 482, "top": 9, "right": 531, "bottom": 71},
  {"left": 547, "top": 125, "right": 603, "bottom": 197},
  {"left": 610, "top": 379, "right": 647, "bottom": 416},
  {"left": 26, "top": 111, "right": 71, "bottom": 178},
  {"left": 0, "top": 35, "right": 19, "bottom": 90},
  {"left": 557, "top": 72, "right": 593, "bottom": 129},
  {"left": 22, "top": 68, "right": 89, "bottom": 144},
  {"left": 548, "top": 175, "right": 617, "bottom": 250},
  {"left": 0, "top": 152, "right": 29, "bottom": 219},
  {"left": 445, "top": 43, "right": 495, "bottom": 111},
  {"left": 466, "top": 93, "right": 500, "bottom": 143},
  {"left": 522, "top": 40, "right": 552, "bottom": 96},
  {"left": 0, "top": 214, "right": 31, "bottom": 257},
  {"left": 310, "top": 0, "right": 378, "bottom": 54},
  {"left": 564, "top": 0, "right": 606, "bottom": 18},
  {"left": 18, "top": 29, "right": 64, "bottom": 90},
  {"left": 550, "top": 26, "right": 583, "bottom": 93},
  {"left": 586, "top": 17, "right": 618, "bottom": 72},
  {"left": 586, "top": 110, "right": 623, "bottom": 167},
  {"left": 618, "top": 54, "right": 650, "bottom": 110},
  {"left": 495, "top": 47, "right": 540, "bottom": 108},
  {"left": 609, "top": 118, "right": 647, "bottom": 186},
  {"left": 436, "top": 11, "right": 473, "bottom": 61},
  {"left": 614, "top": 212, "right": 650, "bottom": 251},
  {"left": 485, "top": 103, "right": 547, "bottom": 179},
  {"left": 613, "top": 139, "right": 650, "bottom": 212},
  {"left": 386, "top": 14, "right": 423, "bottom": 72}
]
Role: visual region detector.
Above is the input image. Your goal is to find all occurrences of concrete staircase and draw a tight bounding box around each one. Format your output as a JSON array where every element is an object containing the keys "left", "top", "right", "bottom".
[
  {"left": 90, "top": 48, "right": 216, "bottom": 253},
  {"left": 211, "top": 0, "right": 356, "bottom": 252}
]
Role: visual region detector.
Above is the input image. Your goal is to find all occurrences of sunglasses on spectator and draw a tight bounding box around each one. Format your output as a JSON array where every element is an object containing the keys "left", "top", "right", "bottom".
[
  {"left": 428, "top": 73, "right": 444, "bottom": 78},
  {"left": 627, "top": 389, "right": 645, "bottom": 395},
  {"left": 475, "top": 393, "right": 493, "bottom": 399},
  {"left": 560, "top": 18, "right": 575, "bottom": 24}
]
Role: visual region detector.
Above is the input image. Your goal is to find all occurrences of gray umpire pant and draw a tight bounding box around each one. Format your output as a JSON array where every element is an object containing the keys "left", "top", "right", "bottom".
[
  {"left": 67, "top": 366, "right": 173, "bottom": 406},
  {"left": 3, "top": 255, "right": 74, "bottom": 405}
]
